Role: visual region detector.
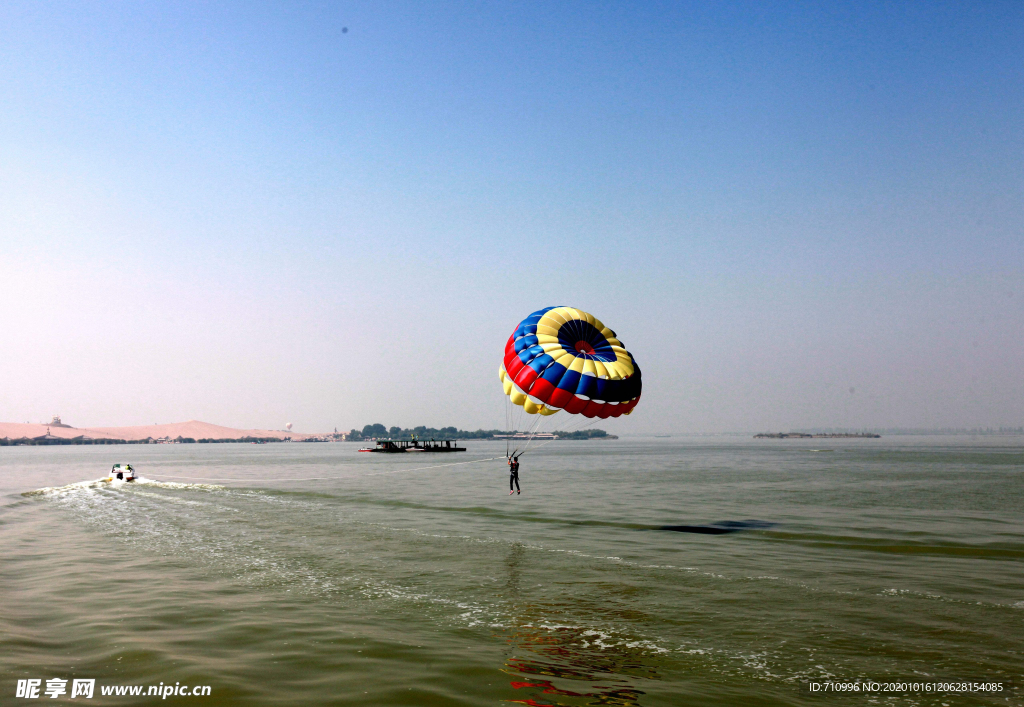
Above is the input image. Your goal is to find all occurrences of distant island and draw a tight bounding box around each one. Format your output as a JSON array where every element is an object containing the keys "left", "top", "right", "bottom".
[
  {"left": 793, "top": 427, "right": 1023, "bottom": 436},
  {"left": 551, "top": 429, "right": 618, "bottom": 440},
  {"left": 754, "top": 432, "right": 881, "bottom": 439}
]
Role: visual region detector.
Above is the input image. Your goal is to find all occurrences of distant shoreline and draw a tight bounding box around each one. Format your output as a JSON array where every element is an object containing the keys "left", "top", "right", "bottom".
[
  {"left": 754, "top": 433, "right": 881, "bottom": 439},
  {"left": 0, "top": 420, "right": 620, "bottom": 446},
  {"left": 0, "top": 420, "right": 318, "bottom": 446}
]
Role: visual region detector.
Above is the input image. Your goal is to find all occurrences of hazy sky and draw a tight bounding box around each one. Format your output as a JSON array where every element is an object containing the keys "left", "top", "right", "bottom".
[{"left": 2, "top": 1, "right": 1021, "bottom": 434}]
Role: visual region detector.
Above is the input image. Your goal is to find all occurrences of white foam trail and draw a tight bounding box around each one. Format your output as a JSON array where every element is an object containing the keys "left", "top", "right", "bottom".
[
  {"left": 23, "top": 478, "right": 116, "bottom": 496},
  {"left": 23, "top": 477, "right": 225, "bottom": 496}
]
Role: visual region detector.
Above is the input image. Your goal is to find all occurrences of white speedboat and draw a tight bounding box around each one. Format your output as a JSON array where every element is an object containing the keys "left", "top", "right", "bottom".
[{"left": 104, "top": 464, "right": 137, "bottom": 482}]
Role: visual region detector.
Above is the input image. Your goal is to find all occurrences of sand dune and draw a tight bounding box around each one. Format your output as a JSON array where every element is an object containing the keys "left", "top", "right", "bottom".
[{"left": 0, "top": 420, "right": 310, "bottom": 441}]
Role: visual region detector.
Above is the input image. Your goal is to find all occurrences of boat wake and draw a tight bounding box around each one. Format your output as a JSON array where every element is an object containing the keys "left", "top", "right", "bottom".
[{"left": 22, "top": 477, "right": 226, "bottom": 496}]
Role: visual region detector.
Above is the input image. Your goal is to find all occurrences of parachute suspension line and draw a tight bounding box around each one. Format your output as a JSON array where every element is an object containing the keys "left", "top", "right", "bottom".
[
  {"left": 511, "top": 397, "right": 613, "bottom": 460},
  {"left": 517, "top": 413, "right": 547, "bottom": 456},
  {"left": 504, "top": 390, "right": 511, "bottom": 458},
  {"left": 523, "top": 412, "right": 545, "bottom": 453},
  {"left": 506, "top": 397, "right": 516, "bottom": 459},
  {"left": 364, "top": 456, "right": 504, "bottom": 477},
  {"left": 527, "top": 416, "right": 603, "bottom": 455},
  {"left": 523, "top": 407, "right": 611, "bottom": 456},
  {"left": 517, "top": 410, "right": 549, "bottom": 456},
  {"left": 509, "top": 394, "right": 526, "bottom": 448},
  {"left": 510, "top": 412, "right": 542, "bottom": 457},
  {"left": 505, "top": 378, "right": 536, "bottom": 457},
  {"left": 149, "top": 456, "right": 505, "bottom": 483}
]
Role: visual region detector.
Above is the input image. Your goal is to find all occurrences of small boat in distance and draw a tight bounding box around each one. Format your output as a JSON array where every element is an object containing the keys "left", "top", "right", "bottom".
[{"left": 104, "top": 463, "right": 137, "bottom": 482}]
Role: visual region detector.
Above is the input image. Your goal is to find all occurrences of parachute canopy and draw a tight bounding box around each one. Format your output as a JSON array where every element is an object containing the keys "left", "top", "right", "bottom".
[{"left": 499, "top": 306, "right": 642, "bottom": 419}]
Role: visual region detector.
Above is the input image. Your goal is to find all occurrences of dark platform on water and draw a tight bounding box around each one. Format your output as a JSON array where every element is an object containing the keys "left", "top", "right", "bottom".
[
  {"left": 362, "top": 439, "right": 466, "bottom": 453},
  {"left": 659, "top": 520, "right": 776, "bottom": 534}
]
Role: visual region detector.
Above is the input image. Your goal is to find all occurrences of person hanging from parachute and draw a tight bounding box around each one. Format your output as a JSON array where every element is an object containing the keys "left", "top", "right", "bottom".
[
  {"left": 508, "top": 453, "right": 521, "bottom": 494},
  {"left": 498, "top": 306, "right": 642, "bottom": 494}
]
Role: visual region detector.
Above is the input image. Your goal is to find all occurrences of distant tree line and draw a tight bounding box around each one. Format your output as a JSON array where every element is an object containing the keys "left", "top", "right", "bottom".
[
  {"left": 165, "top": 436, "right": 286, "bottom": 444},
  {"left": 346, "top": 424, "right": 503, "bottom": 441},
  {"left": 345, "top": 425, "right": 613, "bottom": 441},
  {"left": 194, "top": 437, "right": 284, "bottom": 443},
  {"left": 549, "top": 429, "right": 614, "bottom": 440}
]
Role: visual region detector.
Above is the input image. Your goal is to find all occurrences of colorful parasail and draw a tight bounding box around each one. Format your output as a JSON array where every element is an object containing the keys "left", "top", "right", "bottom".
[{"left": 499, "top": 306, "right": 642, "bottom": 419}]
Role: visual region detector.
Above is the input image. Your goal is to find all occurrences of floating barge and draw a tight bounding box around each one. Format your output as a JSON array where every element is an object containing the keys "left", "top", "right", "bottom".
[{"left": 359, "top": 439, "right": 466, "bottom": 453}]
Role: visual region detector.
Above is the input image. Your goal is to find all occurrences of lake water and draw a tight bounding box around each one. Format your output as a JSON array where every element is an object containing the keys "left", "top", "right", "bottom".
[{"left": 2, "top": 438, "right": 1022, "bottom": 705}]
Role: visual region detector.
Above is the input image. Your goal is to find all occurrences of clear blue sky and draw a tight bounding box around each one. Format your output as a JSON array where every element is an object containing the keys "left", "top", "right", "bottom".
[{"left": 1, "top": 1, "right": 1021, "bottom": 433}]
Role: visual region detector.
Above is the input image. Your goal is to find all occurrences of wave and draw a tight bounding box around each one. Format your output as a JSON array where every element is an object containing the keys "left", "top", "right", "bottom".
[{"left": 758, "top": 529, "right": 1024, "bottom": 559}]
